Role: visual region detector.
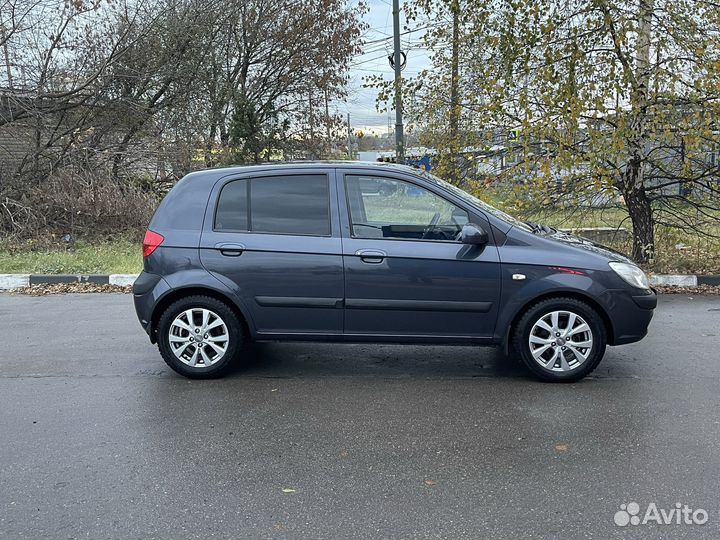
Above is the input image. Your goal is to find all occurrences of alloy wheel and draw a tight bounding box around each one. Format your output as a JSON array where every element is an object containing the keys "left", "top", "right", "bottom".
[
  {"left": 168, "top": 308, "right": 229, "bottom": 367},
  {"left": 528, "top": 310, "right": 594, "bottom": 372}
]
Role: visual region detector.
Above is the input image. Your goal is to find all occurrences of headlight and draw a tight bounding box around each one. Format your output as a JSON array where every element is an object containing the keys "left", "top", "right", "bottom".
[{"left": 609, "top": 261, "right": 650, "bottom": 290}]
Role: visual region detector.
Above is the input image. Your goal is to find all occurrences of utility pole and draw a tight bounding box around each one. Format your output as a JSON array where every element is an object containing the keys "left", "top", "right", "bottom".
[
  {"left": 448, "top": 0, "right": 460, "bottom": 184},
  {"left": 392, "top": 0, "right": 404, "bottom": 164},
  {"left": 347, "top": 112, "right": 352, "bottom": 159},
  {"left": 308, "top": 90, "right": 315, "bottom": 159},
  {"left": 324, "top": 87, "right": 331, "bottom": 157}
]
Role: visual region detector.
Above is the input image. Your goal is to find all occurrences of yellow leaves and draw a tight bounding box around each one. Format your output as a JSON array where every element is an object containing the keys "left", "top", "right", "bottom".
[{"left": 540, "top": 159, "right": 552, "bottom": 178}]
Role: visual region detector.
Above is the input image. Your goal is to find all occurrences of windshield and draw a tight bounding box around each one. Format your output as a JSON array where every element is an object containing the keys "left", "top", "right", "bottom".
[{"left": 419, "top": 170, "right": 533, "bottom": 232}]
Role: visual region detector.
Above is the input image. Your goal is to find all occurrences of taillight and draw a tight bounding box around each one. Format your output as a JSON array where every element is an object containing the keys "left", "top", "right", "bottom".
[{"left": 142, "top": 230, "right": 164, "bottom": 258}]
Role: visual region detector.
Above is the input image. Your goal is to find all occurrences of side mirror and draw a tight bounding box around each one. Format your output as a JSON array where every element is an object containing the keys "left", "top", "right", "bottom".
[{"left": 460, "top": 223, "right": 489, "bottom": 245}]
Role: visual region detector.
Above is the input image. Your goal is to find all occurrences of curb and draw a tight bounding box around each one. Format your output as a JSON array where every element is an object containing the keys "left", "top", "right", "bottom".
[
  {"left": 650, "top": 275, "right": 720, "bottom": 287},
  {"left": 0, "top": 274, "right": 139, "bottom": 290},
  {"left": 1, "top": 273, "right": 720, "bottom": 291}
]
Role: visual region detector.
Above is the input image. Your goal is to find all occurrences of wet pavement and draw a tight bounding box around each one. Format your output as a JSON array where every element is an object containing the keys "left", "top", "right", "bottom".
[{"left": 1, "top": 292, "right": 719, "bottom": 539}]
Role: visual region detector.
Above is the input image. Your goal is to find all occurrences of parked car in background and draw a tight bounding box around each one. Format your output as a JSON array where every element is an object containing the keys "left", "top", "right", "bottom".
[{"left": 133, "top": 162, "right": 656, "bottom": 382}]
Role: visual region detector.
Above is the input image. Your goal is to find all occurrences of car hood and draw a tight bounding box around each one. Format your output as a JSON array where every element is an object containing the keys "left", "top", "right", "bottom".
[{"left": 544, "top": 230, "right": 633, "bottom": 263}]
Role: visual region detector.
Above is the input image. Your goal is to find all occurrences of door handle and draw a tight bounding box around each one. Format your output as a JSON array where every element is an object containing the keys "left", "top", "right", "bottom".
[
  {"left": 215, "top": 242, "right": 245, "bottom": 256},
  {"left": 355, "top": 249, "right": 386, "bottom": 263}
]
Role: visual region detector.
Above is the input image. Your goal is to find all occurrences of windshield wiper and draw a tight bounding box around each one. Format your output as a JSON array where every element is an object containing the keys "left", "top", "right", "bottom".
[{"left": 525, "top": 221, "right": 557, "bottom": 235}]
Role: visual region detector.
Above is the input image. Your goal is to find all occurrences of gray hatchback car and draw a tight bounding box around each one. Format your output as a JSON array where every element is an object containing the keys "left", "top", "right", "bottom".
[{"left": 133, "top": 162, "right": 656, "bottom": 382}]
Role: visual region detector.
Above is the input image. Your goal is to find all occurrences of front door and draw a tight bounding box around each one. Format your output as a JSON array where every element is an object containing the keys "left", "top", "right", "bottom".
[
  {"left": 200, "top": 170, "right": 344, "bottom": 336},
  {"left": 339, "top": 171, "right": 501, "bottom": 340}
]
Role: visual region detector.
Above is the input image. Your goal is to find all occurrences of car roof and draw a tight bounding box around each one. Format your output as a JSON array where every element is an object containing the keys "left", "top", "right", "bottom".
[{"left": 192, "top": 160, "right": 422, "bottom": 176}]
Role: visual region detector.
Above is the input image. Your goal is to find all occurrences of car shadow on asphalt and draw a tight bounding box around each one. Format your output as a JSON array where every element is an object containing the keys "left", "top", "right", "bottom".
[{"left": 221, "top": 341, "right": 533, "bottom": 380}]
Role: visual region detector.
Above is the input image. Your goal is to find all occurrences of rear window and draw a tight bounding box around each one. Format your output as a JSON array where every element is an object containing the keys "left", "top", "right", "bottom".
[{"left": 215, "top": 174, "right": 330, "bottom": 236}]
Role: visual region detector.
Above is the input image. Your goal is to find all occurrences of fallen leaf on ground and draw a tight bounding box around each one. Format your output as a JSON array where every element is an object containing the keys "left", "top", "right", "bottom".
[
  {"left": 654, "top": 284, "right": 720, "bottom": 295},
  {"left": 10, "top": 283, "right": 132, "bottom": 295}
]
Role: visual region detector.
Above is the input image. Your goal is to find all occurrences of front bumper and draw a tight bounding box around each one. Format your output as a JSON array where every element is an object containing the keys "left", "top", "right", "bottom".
[
  {"left": 602, "top": 287, "right": 657, "bottom": 345},
  {"left": 631, "top": 288, "right": 658, "bottom": 310}
]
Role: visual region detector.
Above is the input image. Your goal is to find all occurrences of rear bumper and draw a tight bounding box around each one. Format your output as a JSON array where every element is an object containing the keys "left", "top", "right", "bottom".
[
  {"left": 132, "top": 271, "right": 170, "bottom": 341},
  {"left": 602, "top": 288, "right": 656, "bottom": 345}
]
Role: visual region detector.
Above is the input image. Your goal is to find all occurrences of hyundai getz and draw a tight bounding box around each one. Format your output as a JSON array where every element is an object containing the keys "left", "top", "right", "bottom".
[{"left": 133, "top": 162, "right": 656, "bottom": 382}]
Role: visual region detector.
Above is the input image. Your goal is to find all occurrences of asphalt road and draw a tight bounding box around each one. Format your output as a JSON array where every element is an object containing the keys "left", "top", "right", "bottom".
[{"left": 1, "top": 293, "right": 719, "bottom": 540}]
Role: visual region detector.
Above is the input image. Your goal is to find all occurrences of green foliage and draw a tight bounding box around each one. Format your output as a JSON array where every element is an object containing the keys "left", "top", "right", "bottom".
[{"left": 229, "top": 97, "right": 289, "bottom": 163}]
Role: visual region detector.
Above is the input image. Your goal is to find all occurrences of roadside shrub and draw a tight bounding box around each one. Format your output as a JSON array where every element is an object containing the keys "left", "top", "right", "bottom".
[{"left": 0, "top": 166, "right": 161, "bottom": 242}]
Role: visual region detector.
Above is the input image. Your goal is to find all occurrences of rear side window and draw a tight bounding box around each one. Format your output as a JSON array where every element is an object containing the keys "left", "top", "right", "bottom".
[
  {"left": 215, "top": 174, "right": 330, "bottom": 236},
  {"left": 215, "top": 180, "right": 248, "bottom": 231}
]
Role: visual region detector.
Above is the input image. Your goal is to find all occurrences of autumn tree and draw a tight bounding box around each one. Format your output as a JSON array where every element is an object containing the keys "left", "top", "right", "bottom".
[
  {"left": 390, "top": 0, "right": 720, "bottom": 264},
  {"left": 0, "top": 0, "right": 364, "bottom": 238},
  {"left": 193, "top": 0, "right": 364, "bottom": 165}
]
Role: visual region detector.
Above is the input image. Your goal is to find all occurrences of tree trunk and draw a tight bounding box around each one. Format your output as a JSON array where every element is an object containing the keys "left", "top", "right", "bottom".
[
  {"left": 205, "top": 120, "right": 219, "bottom": 167},
  {"left": 112, "top": 126, "right": 139, "bottom": 181},
  {"left": 622, "top": 0, "right": 654, "bottom": 264},
  {"left": 623, "top": 160, "right": 655, "bottom": 263}
]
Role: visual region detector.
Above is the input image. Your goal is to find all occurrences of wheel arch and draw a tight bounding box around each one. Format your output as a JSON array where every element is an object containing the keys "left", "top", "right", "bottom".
[
  {"left": 149, "top": 286, "right": 252, "bottom": 344},
  {"left": 502, "top": 290, "right": 615, "bottom": 353}
]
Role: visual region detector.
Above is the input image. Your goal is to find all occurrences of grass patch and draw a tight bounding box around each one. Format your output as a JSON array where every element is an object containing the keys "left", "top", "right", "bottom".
[{"left": 0, "top": 239, "right": 142, "bottom": 274}]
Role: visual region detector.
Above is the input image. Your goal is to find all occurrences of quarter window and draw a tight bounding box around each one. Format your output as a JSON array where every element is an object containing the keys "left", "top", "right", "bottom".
[
  {"left": 215, "top": 175, "right": 330, "bottom": 236},
  {"left": 345, "top": 175, "right": 469, "bottom": 241},
  {"left": 215, "top": 179, "right": 248, "bottom": 231}
]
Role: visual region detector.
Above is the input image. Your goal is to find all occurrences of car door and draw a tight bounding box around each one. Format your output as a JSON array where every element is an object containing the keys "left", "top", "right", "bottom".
[
  {"left": 338, "top": 170, "right": 501, "bottom": 340},
  {"left": 200, "top": 168, "right": 344, "bottom": 337}
]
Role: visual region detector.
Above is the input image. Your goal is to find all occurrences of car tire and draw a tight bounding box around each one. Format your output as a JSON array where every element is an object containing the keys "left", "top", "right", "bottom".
[
  {"left": 513, "top": 297, "right": 607, "bottom": 382},
  {"left": 157, "top": 295, "right": 243, "bottom": 379}
]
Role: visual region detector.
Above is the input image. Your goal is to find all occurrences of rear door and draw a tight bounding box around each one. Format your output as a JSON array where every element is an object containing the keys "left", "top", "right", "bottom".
[
  {"left": 200, "top": 168, "right": 344, "bottom": 337},
  {"left": 338, "top": 169, "right": 501, "bottom": 340}
]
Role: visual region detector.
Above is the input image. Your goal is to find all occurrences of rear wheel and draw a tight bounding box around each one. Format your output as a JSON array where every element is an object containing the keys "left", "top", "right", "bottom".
[
  {"left": 157, "top": 295, "right": 243, "bottom": 378},
  {"left": 513, "top": 297, "right": 607, "bottom": 382}
]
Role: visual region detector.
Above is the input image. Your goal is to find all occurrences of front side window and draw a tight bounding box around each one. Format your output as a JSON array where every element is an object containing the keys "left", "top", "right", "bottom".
[
  {"left": 215, "top": 174, "right": 330, "bottom": 236},
  {"left": 345, "top": 175, "right": 469, "bottom": 241}
]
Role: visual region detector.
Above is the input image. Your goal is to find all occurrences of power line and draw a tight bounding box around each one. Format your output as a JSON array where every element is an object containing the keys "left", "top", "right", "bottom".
[
  {"left": 349, "top": 53, "right": 392, "bottom": 67},
  {"left": 362, "top": 24, "right": 439, "bottom": 46}
]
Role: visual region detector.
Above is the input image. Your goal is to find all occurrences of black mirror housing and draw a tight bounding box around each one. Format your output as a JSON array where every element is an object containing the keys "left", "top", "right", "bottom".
[{"left": 461, "top": 223, "right": 489, "bottom": 245}]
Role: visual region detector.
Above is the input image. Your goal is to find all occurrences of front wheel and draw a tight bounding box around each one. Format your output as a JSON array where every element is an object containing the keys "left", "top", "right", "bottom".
[
  {"left": 157, "top": 295, "right": 243, "bottom": 379},
  {"left": 513, "top": 297, "right": 607, "bottom": 382}
]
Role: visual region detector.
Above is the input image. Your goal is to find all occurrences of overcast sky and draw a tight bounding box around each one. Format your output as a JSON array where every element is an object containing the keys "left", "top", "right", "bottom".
[{"left": 340, "top": 0, "right": 432, "bottom": 135}]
